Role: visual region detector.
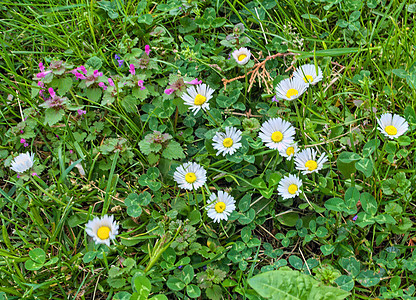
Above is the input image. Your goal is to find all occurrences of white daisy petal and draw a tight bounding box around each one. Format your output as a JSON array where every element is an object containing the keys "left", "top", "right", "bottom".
[
  {"left": 212, "top": 127, "right": 243, "bottom": 156},
  {"left": 10, "top": 152, "right": 35, "bottom": 173},
  {"left": 294, "top": 148, "right": 328, "bottom": 175},
  {"left": 277, "top": 174, "right": 302, "bottom": 199},
  {"left": 259, "top": 118, "right": 296, "bottom": 151},
  {"left": 275, "top": 77, "right": 308, "bottom": 101},
  {"left": 376, "top": 113, "right": 408, "bottom": 139},
  {"left": 181, "top": 83, "right": 215, "bottom": 115},
  {"left": 206, "top": 191, "right": 236, "bottom": 223},
  {"left": 293, "top": 64, "right": 323, "bottom": 86},
  {"left": 85, "top": 215, "right": 119, "bottom": 246},
  {"left": 232, "top": 47, "right": 251, "bottom": 65},
  {"left": 173, "top": 162, "right": 207, "bottom": 190}
]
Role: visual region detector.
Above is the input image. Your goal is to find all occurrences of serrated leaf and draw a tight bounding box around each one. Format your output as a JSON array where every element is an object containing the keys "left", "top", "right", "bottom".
[
  {"left": 44, "top": 108, "right": 65, "bottom": 126},
  {"left": 162, "top": 141, "right": 185, "bottom": 160}
]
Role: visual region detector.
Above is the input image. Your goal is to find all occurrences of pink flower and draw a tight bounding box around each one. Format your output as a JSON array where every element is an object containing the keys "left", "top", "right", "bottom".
[
  {"left": 69, "top": 150, "right": 73, "bottom": 154},
  {"left": 137, "top": 80, "right": 145, "bottom": 90},
  {"left": 20, "top": 138, "right": 26, "bottom": 144},
  {"left": 48, "top": 88, "right": 56, "bottom": 98},
  {"left": 20, "top": 130, "right": 24, "bottom": 134},
  {"left": 129, "top": 64, "right": 135, "bottom": 75},
  {"left": 32, "top": 172, "right": 38, "bottom": 177},
  {"left": 164, "top": 88, "right": 175, "bottom": 95},
  {"left": 108, "top": 78, "right": 115, "bottom": 86},
  {"left": 79, "top": 65, "right": 87, "bottom": 75},
  {"left": 185, "top": 78, "right": 202, "bottom": 85},
  {"left": 36, "top": 70, "right": 52, "bottom": 78},
  {"left": 38, "top": 81, "right": 44, "bottom": 88},
  {"left": 75, "top": 72, "right": 86, "bottom": 80},
  {"left": 145, "top": 45, "right": 151, "bottom": 56},
  {"left": 16, "top": 174, "right": 20, "bottom": 178},
  {"left": 24, "top": 143, "right": 29, "bottom": 147},
  {"left": 77, "top": 109, "right": 86, "bottom": 116},
  {"left": 39, "top": 62, "right": 45, "bottom": 72},
  {"left": 99, "top": 82, "right": 107, "bottom": 90},
  {"left": 93, "top": 70, "right": 103, "bottom": 78}
]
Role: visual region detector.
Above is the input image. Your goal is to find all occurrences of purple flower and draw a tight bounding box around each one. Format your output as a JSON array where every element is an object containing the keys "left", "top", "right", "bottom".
[
  {"left": 178, "top": 265, "right": 183, "bottom": 269},
  {"left": 185, "top": 78, "right": 202, "bottom": 85},
  {"left": 137, "top": 80, "right": 145, "bottom": 90},
  {"left": 115, "top": 54, "right": 121, "bottom": 60},
  {"left": 38, "top": 81, "right": 44, "bottom": 88},
  {"left": 24, "top": 143, "right": 29, "bottom": 147},
  {"left": 352, "top": 215, "right": 358, "bottom": 221},
  {"left": 118, "top": 59, "right": 124, "bottom": 68},
  {"left": 32, "top": 172, "right": 38, "bottom": 177},
  {"left": 39, "top": 62, "right": 45, "bottom": 72},
  {"left": 79, "top": 65, "right": 87, "bottom": 75},
  {"left": 69, "top": 149, "right": 73, "bottom": 154},
  {"left": 48, "top": 88, "right": 56, "bottom": 98},
  {"left": 75, "top": 72, "right": 86, "bottom": 80},
  {"left": 77, "top": 109, "right": 86, "bottom": 116},
  {"left": 16, "top": 174, "right": 20, "bottom": 178},
  {"left": 145, "top": 45, "right": 151, "bottom": 56},
  {"left": 129, "top": 64, "right": 136, "bottom": 75},
  {"left": 20, "top": 138, "right": 26, "bottom": 144},
  {"left": 99, "top": 82, "right": 107, "bottom": 90},
  {"left": 271, "top": 96, "right": 279, "bottom": 103},
  {"left": 164, "top": 88, "right": 175, "bottom": 95},
  {"left": 108, "top": 78, "right": 115, "bottom": 86},
  {"left": 20, "top": 130, "right": 24, "bottom": 134}
]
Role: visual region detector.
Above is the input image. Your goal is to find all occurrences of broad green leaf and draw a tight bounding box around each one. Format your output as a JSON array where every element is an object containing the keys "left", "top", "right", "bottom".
[
  {"left": 334, "top": 275, "right": 354, "bottom": 292},
  {"left": 166, "top": 276, "right": 185, "bottom": 291},
  {"left": 360, "top": 192, "right": 377, "bottom": 216},
  {"left": 355, "top": 158, "right": 373, "bottom": 177},
  {"left": 29, "top": 248, "right": 46, "bottom": 264},
  {"left": 248, "top": 269, "right": 350, "bottom": 299},
  {"left": 186, "top": 284, "right": 201, "bottom": 298},
  {"left": 134, "top": 276, "right": 151, "bottom": 299},
  {"left": 338, "top": 152, "right": 361, "bottom": 163}
]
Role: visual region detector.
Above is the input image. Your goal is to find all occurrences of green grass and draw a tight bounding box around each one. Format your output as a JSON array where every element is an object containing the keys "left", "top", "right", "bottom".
[{"left": 1, "top": 0, "right": 416, "bottom": 299}]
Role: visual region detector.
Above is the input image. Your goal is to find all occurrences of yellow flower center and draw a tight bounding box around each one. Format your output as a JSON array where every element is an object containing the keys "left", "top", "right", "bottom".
[
  {"left": 286, "top": 147, "right": 295, "bottom": 156},
  {"left": 286, "top": 88, "right": 299, "bottom": 99},
  {"left": 97, "top": 226, "right": 110, "bottom": 240},
  {"left": 271, "top": 131, "right": 283, "bottom": 143},
  {"left": 288, "top": 184, "right": 298, "bottom": 195},
  {"left": 238, "top": 54, "right": 247, "bottom": 61},
  {"left": 215, "top": 201, "right": 226, "bottom": 213},
  {"left": 385, "top": 125, "right": 397, "bottom": 136},
  {"left": 185, "top": 172, "right": 197, "bottom": 183},
  {"left": 223, "top": 138, "right": 233, "bottom": 148},
  {"left": 305, "top": 160, "right": 318, "bottom": 171},
  {"left": 194, "top": 94, "right": 206, "bottom": 105},
  {"left": 303, "top": 75, "right": 314, "bottom": 83}
]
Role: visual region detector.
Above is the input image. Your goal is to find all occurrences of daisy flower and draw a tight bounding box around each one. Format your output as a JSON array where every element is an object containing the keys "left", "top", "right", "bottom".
[
  {"left": 293, "top": 64, "right": 323, "bottom": 86},
  {"left": 207, "top": 191, "right": 236, "bottom": 223},
  {"left": 295, "top": 148, "right": 328, "bottom": 175},
  {"left": 10, "top": 152, "right": 35, "bottom": 173},
  {"left": 377, "top": 113, "right": 408, "bottom": 139},
  {"left": 232, "top": 47, "right": 251, "bottom": 65},
  {"left": 173, "top": 162, "right": 207, "bottom": 190},
  {"left": 181, "top": 84, "right": 214, "bottom": 115},
  {"left": 275, "top": 78, "right": 308, "bottom": 101},
  {"left": 279, "top": 142, "right": 298, "bottom": 160},
  {"left": 212, "top": 127, "right": 242, "bottom": 156},
  {"left": 259, "top": 118, "right": 296, "bottom": 151},
  {"left": 85, "top": 215, "right": 119, "bottom": 246},
  {"left": 277, "top": 174, "right": 302, "bottom": 199}
]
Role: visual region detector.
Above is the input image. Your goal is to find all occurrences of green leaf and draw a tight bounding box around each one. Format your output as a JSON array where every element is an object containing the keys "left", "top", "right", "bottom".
[
  {"left": 182, "top": 265, "right": 194, "bottom": 285},
  {"left": 238, "top": 194, "right": 251, "bottom": 212},
  {"left": 113, "top": 292, "right": 131, "bottom": 300},
  {"left": 338, "top": 152, "right": 361, "bottom": 163},
  {"left": 320, "top": 244, "right": 335, "bottom": 256},
  {"left": 362, "top": 139, "right": 380, "bottom": 157},
  {"left": 251, "top": 177, "right": 267, "bottom": 189},
  {"left": 162, "top": 141, "right": 185, "bottom": 160},
  {"left": 355, "top": 158, "right": 373, "bottom": 177},
  {"left": 83, "top": 251, "right": 97, "bottom": 263},
  {"left": 166, "top": 276, "right": 185, "bottom": 291},
  {"left": 58, "top": 77, "right": 72, "bottom": 95},
  {"left": 121, "top": 95, "right": 138, "bottom": 113},
  {"left": 360, "top": 192, "right": 377, "bottom": 216},
  {"left": 29, "top": 248, "right": 46, "bottom": 264},
  {"left": 238, "top": 208, "right": 255, "bottom": 225},
  {"left": 206, "top": 284, "right": 222, "bottom": 300},
  {"left": 248, "top": 269, "right": 350, "bottom": 299},
  {"left": 276, "top": 212, "right": 299, "bottom": 227},
  {"left": 134, "top": 276, "right": 151, "bottom": 299},
  {"left": 24, "top": 260, "right": 44, "bottom": 271},
  {"left": 288, "top": 255, "right": 303, "bottom": 270},
  {"left": 138, "top": 191, "right": 152, "bottom": 206},
  {"left": 339, "top": 257, "right": 360, "bottom": 277},
  {"left": 44, "top": 108, "right": 65, "bottom": 126},
  {"left": 85, "top": 87, "right": 102, "bottom": 102},
  {"left": 334, "top": 275, "right": 354, "bottom": 292},
  {"left": 325, "top": 197, "right": 346, "bottom": 212},
  {"left": 138, "top": 14, "right": 153, "bottom": 25},
  {"left": 356, "top": 270, "right": 380, "bottom": 287},
  {"left": 85, "top": 56, "right": 102, "bottom": 69}
]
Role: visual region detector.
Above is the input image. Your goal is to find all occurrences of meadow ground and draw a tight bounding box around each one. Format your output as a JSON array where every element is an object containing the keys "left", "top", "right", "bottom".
[{"left": 1, "top": 0, "right": 416, "bottom": 299}]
